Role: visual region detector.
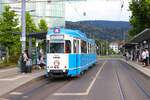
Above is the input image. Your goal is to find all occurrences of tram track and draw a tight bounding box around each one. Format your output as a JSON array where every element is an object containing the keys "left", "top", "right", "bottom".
[
  {"left": 118, "top": 61, "right": 150, "bottom": 100},
  {"left": 121, "top": 61, "right": 150, "bottom": 99},
  {"left": 1, "top": 78, "right": 70, "bottom": 100},
  {"left": 115, "top": 67, "right": 126, "bottom": 100},
  {"left": 1, "top": 61, "right": 104, "bottom": 100},
  {"left": 1, "top": 60, "right": 150, "bottom": 100}
]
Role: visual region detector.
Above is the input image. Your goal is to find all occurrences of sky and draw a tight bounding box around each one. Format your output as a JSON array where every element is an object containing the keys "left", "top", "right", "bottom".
[{"left": 65, "top": 0, "right": 131, "bottom": 22}]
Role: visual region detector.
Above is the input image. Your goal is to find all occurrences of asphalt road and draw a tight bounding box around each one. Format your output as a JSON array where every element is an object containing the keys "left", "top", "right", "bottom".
[{"left": 1, "top": 59, "right": 150, "bottom": 100}]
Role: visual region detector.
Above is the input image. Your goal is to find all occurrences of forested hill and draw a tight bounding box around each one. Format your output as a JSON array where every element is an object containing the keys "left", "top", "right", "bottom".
[{"left": 65, "top": 20, "right": 131, "bottom": 41}]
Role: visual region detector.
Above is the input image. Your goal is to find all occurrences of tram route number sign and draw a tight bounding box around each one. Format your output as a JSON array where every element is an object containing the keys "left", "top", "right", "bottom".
[{"left": 50, "top": 35, "right": 64, "bottom": 40}]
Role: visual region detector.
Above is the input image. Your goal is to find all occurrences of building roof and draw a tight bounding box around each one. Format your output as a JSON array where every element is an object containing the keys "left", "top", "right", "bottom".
[
  {"left": 28, "top": 32, "right": 47, "bottom": 39},
  {"left": 122, "top": 43, "right": 137, "bottom": 48},
  {"left": 130, "top": 28, "right": 150, "bottom": 43}
]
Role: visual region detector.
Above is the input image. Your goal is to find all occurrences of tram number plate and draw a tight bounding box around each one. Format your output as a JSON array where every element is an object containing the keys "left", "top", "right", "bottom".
[{"left": 50, "top": 35, "right": 64, "bottom": 40}]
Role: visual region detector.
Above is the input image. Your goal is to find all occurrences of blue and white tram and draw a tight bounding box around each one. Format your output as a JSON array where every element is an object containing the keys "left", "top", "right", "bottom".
[{"left": 46, "top": 28, "right": 97, "bottom": 78}]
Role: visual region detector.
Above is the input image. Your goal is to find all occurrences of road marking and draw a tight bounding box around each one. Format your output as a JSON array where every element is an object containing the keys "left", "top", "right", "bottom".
[
  {"left": 10, "top": 92, "right": 23, "bottom": 95},
  {"left": 23, "top": 95, "right": 29, "bottom": 98},
  {"left": 0, "top": 75, "right": 25, "bottom": 81},
  {"left": 53, "top": 92, "right": 87, "bottom": 96},
  {"left": 53, "top": 61, "right": 107, "bottom": 96}
]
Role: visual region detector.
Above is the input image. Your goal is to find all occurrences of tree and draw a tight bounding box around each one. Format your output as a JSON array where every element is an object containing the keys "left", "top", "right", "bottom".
[
  {"left": 0, "top": 5, "right": 20, "bottom": 63},
  {"left": 25, "top": 11, "right": 37, "bottom": 34},
  {"left": 95, "top": 39, "right": 110, "bottom": 56},
  {"left": 38, "top": 19, "right": 48, "bottom": 32},
  {"left": 129, "top": 0, "right": 150, "bottom": 37}
]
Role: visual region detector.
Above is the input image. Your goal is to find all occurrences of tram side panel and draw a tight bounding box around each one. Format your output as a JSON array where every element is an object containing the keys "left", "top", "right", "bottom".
[
  {"left": 79, "top": 54, "right": 96, "bottom": 72},
  {"left": 68, "top": 54, "right": 96, "bottom": 77},
  {"left": 68, "top": 54, "right": 79, "bottom": 77}
]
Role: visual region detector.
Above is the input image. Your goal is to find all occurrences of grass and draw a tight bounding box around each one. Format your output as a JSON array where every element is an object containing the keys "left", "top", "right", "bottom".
[{"left": 98, "top": 55, "right": 122, "bottom": 59}]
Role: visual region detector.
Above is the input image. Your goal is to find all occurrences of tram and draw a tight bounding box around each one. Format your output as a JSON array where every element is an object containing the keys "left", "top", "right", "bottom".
[{"left": 46, "top": 28, "right": 97, "bottom": 78}]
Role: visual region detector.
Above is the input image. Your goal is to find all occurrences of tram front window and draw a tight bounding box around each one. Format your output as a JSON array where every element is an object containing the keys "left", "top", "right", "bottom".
[{"left": 50, "top": 43, "right": 64, "bottom": 53}]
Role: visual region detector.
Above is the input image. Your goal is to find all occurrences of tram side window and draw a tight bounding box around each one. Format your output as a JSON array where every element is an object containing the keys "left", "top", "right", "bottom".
[
  {"left": 91, "top": 45, "right": 94, "bottom": 54},
  {"left": 81, "top": 40, "right": 87, "bottom": 53},
  {"left": 46, "top": 40, "right": 50, "bottom": 53},
  {"left": 88, "top": 43, "right": 90, "bottom": 54},
  {"left": 73, "top": 40, "right": 79, "bottom": 53},
  {"left": 89, "top": 44, "right": 91, "bottom": 54},
  {"left": 65, "top": 40, "right": 71, "bottom": 53},
  {"left": 94, "top": 45, "right": 96, "bottom": 53}
]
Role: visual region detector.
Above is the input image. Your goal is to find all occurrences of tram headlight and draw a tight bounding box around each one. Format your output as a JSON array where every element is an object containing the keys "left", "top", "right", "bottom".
[{"left": 64, "top": 66, "right": 67, "bottom": 69}]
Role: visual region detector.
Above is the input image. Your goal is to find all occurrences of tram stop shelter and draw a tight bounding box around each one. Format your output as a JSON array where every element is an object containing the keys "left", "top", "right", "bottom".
[
  {"left": 27, "top": 32, "right": 47, "bottom": 65},
  {"left": 123, "top": 28, "right": 150, "bottom": 61},
  {"left": 129, "top": 28, "right": 150, "bottom": 51}
]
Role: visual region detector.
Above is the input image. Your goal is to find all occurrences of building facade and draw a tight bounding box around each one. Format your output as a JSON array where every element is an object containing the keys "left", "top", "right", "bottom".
[
  {"left": 0, "top": 0, "right": 65, "bottom": 28},
  {"left": 109, "top": 42, "right": 119, "bottom": 54}
]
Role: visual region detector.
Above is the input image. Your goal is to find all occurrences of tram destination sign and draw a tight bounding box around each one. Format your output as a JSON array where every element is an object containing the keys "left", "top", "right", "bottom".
[{"left": 50, "top": 35, "right": 64, "bottom": 40}]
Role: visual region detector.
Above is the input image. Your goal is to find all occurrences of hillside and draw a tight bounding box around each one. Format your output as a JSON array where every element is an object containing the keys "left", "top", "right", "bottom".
[{"left": 65, "top": 20, "right": 131, "bottom": 41}]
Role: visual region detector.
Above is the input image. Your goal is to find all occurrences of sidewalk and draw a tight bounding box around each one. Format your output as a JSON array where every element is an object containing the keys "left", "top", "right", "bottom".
[
  {"left": 121, "top": 59, "right": 150, "bottom": 77},
  {"left": 0, "top": 67, "right": 45, "bottom": 96},
  {"left": 0, "top": 67, "right": 20, "bottom": 78}
]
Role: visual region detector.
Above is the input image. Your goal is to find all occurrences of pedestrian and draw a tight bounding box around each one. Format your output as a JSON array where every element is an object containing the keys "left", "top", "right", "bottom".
[
  {"left": 136, "top": 51, "right": 140, "bottom": 63},
  {"left": 38, "top": 49, "right": 45, "bottom": 69},
  {"left": 141, "top": 49, "right": 146, "bottom": 67},
  {"left": 22, "top": 49, "right": 32, "bottom": 73},
  {"left": 145, "top": 48, "right": 149, "bottom": 66},
  {"left": 126, "top": 51, "right": 130, "bottom": 61}
]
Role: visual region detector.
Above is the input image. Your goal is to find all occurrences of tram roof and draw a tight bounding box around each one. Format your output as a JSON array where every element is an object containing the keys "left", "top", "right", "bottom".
[{"left": 48, "top": 28, "right": 95, "bottom": 44}]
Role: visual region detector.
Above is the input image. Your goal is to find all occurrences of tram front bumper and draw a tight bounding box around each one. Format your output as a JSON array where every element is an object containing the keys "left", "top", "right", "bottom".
[{"left": 48, "top": 70, "right": 69, "bottom": 78}]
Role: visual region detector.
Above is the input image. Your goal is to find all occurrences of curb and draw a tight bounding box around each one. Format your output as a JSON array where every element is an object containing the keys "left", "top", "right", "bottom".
[{"left": 120, "top": 59, "right": 150, "bottom": 77}]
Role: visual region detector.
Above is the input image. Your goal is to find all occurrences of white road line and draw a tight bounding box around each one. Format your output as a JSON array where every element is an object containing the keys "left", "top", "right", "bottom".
[
  {"left": 53, "top": 92, "right": 87, "bottom": 96},
  {"left": 53, "top": 61, "right": 107, "bottom": 96},
  {"left": 22, "top": 95, "right": 29, "bottom": 98},
  {"left": 0, "top": 75, "right": 25, "bottom": 81},
  {"left": 85, "top": 60, "right": 106, "bottom": 95},
  {"left": 10, "top": 92, "right": 23, "bottom": 95}
]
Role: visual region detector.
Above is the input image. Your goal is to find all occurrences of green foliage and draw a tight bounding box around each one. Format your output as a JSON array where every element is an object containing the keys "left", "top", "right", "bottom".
[
  {"left": 38, "top": 19, "right": 48, "bottom": 32},
  {"left": 95, "top": 39, "right": 110, "bottom": 55},
  {"left": 25, "top": 11, "right": 37, "bottom": 34},
  {"left": 0, "top": 5, "right": 20, "bottom": 63},
  {"left": 129, "top": 0, "right": 150, "bottom": 37}
]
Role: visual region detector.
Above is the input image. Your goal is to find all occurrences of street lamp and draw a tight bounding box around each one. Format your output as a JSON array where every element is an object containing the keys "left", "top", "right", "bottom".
[{"left": 21, "top": 0, "right": 26, "bottom": 53}]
